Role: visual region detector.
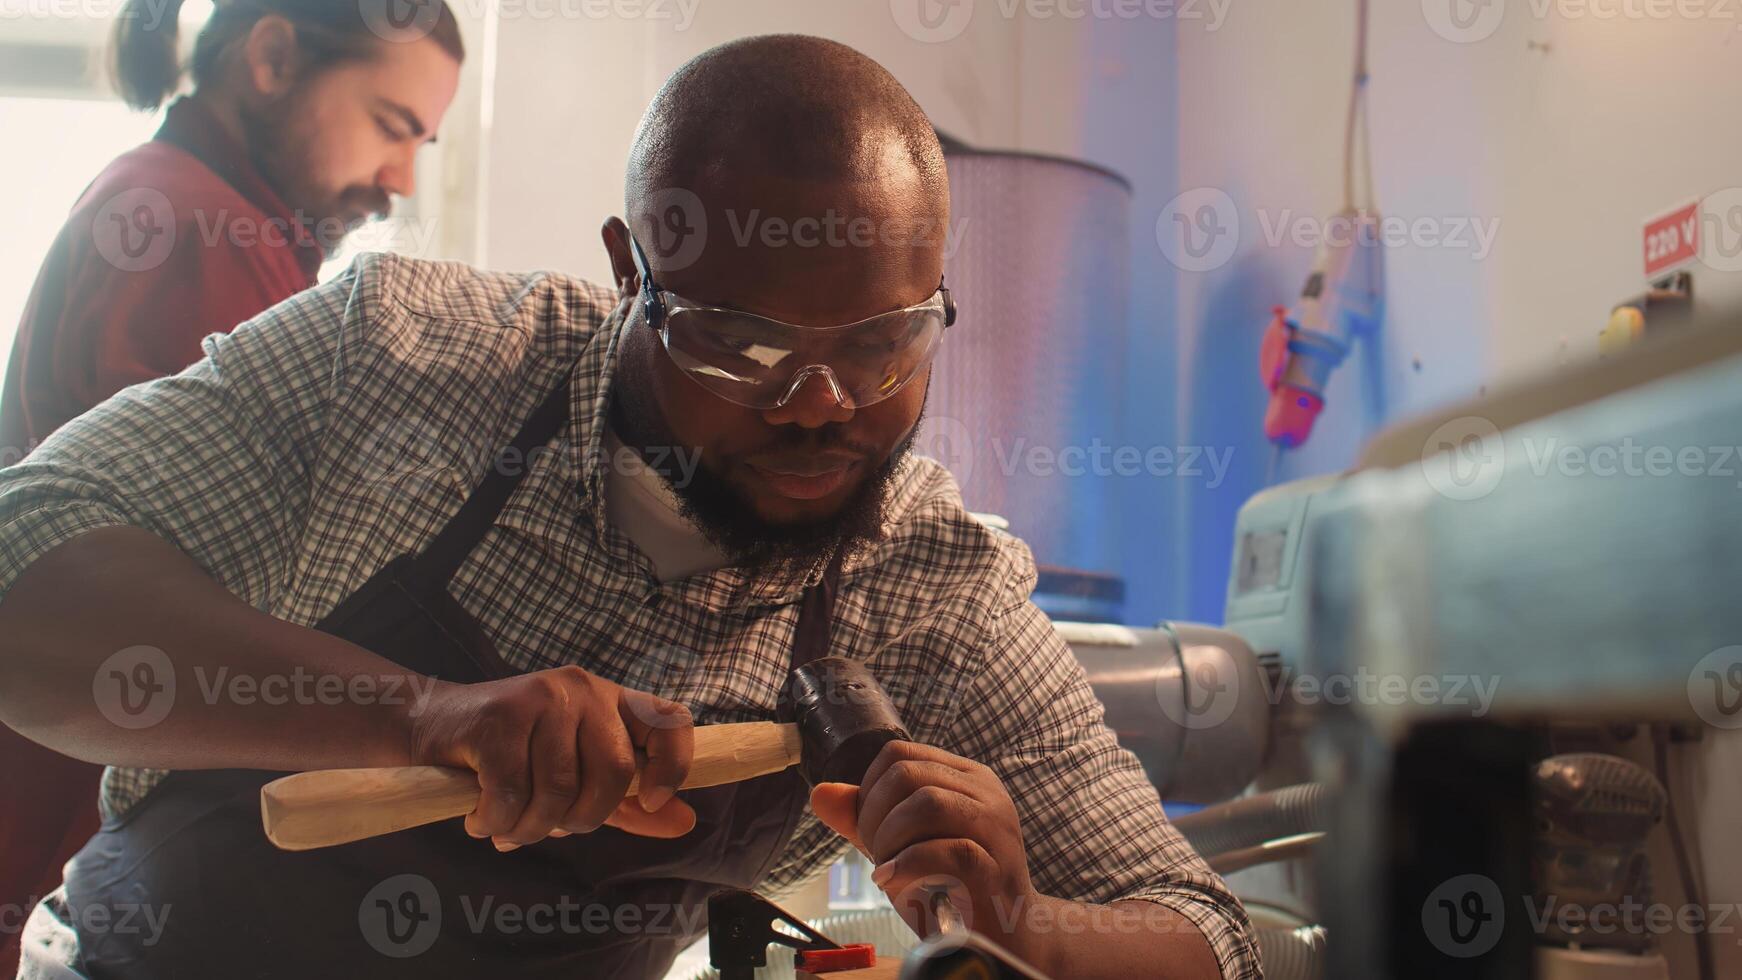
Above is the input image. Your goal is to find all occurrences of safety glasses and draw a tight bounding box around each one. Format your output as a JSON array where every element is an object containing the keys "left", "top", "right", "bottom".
[{"left": 631, "top": 236, "right": 956, "bottom": 410}]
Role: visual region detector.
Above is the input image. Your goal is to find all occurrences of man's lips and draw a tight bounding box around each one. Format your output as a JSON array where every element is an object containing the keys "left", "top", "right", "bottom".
[{"left": 745, "top": 453, "right": 864, "bottom": 500}]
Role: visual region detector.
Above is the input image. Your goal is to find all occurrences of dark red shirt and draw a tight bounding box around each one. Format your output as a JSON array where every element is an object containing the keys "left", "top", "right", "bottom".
[
  {"left": 0, "top": 97, "right": 320, "bottom": 974},
  {"left": 1, "top": 97, "right": 321, "bottom": 454}
]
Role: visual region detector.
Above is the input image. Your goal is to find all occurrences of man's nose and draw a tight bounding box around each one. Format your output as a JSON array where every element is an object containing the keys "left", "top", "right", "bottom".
[
  {"left": 761, "top": 367, "right": 855, "bottom": 428},
  {"left": 379, "top": 147, "right": 418, "bottom": 199}
]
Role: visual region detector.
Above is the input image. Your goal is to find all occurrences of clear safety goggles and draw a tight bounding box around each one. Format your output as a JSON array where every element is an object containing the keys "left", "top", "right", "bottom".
[{"left": 632, "top": 236, "right": 956, "bottom": 410}]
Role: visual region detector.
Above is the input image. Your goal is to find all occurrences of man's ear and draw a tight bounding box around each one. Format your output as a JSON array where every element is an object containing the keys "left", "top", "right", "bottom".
[
  {"left": 601, "top": 217, "right": 640, "bottom": 304},
  {"left": 240, "top": 15, "right": 302, "bottom": 102}
]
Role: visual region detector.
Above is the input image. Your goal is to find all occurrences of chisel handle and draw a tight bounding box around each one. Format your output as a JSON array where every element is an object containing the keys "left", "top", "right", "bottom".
[{"left": 261, "top": 720, "right": 802, "bottom": 851}]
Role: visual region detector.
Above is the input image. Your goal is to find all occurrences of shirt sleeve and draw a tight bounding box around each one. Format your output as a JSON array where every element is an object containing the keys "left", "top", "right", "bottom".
[
  {"left": 946, "top": 536, "right": 1264, "bottom": 980},
  {"left": 0, "top": 266, "right": 355, "bottom": 608}
]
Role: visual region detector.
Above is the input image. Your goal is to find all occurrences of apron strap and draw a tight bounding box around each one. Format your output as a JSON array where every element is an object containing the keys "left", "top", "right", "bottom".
[
  {"left": 415, "top": 367, "right": 575, "bottom": 588},
  {"left": 789, "top": 546, "right": 846, "bottom": 670}
]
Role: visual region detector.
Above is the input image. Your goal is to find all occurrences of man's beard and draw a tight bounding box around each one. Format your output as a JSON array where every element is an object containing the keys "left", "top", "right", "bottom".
[
  {"left": 239, "top": 95, "right": 390, "bottom": 257},
  {"left": 608, "top": 380, "right": 923, "bottom": 581}
]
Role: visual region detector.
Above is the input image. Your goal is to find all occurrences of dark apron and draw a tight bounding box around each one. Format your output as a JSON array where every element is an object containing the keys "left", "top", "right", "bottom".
[{"left": 61, "top": 373, "right": 842, "bottom": 979}]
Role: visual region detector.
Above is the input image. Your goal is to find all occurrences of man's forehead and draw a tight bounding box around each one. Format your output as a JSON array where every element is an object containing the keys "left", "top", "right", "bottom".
[{"left": 635, "top": 170, "right": 947, "bottom": 324}]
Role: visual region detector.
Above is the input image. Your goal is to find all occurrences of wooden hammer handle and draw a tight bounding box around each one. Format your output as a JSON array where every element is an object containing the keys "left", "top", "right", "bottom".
[{"left": 260, "top": 720, "right": 802, "bottom": 851}]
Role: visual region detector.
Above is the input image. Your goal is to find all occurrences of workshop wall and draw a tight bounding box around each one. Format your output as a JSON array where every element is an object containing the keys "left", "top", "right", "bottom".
[
  {"left": 475, "top": 1, "right": 1742, "bottom": 632},
  {"left": 1173, "top": 0, "right": 1742, "bottom": 623}
]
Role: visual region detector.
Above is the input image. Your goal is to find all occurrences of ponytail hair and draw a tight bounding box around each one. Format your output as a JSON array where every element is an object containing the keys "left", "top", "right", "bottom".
[
  {"left": 109, "top": 0, "right": 466, "bottom": 112},
  {"left": 110, "top": 0, "right": 190, "bottom": 110}
]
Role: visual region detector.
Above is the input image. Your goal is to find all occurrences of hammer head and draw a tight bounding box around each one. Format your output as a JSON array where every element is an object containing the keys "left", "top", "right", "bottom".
[{"left": 788, "top": 657, "right": 911, "bottom": 786}]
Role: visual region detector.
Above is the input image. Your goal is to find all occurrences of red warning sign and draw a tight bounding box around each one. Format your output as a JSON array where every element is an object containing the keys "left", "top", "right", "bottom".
[{"left": 1643, "top": 201, "right": 1700, "bottom": 279}]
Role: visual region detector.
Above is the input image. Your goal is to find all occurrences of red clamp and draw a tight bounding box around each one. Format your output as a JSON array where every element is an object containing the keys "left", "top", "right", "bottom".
[{"left": 796, "top": 943, "right": 878, "bottom": 972}]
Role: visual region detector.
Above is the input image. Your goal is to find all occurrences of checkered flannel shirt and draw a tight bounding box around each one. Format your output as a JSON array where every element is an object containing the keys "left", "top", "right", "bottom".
[{"left": 0, "top": 253, "right": 1259, "bottom": 978}]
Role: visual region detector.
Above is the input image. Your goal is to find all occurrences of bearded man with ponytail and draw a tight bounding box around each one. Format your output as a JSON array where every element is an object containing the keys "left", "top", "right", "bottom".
[{"left": 0, "top": 2, "right": 463, "bottom": 971}]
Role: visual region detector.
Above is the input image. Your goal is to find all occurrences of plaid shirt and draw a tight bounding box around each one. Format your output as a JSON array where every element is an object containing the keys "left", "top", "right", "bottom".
[{"left": 0, "top": 253, "right": 1260, "bottom": 978}]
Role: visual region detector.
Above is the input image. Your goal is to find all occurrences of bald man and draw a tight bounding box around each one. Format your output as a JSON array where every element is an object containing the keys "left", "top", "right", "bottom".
[{"left": 0, "top": 36, "right": 1259, "bottom": 980}]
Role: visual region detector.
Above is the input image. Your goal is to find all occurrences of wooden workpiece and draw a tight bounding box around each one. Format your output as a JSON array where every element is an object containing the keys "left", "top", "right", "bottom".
[{"left": 261, "top": 721, "right": 804, "bottom": 850}]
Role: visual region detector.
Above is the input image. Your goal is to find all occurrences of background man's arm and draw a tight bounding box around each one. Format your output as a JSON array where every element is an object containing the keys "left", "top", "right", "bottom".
[{"left": 0, "top": 269, "right": 421, "bottom": 772}]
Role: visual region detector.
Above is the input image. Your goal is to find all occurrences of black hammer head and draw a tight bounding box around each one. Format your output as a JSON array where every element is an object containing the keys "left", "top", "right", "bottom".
[{"left": 788, "top": 657, "right": 911, "bottom": 786}]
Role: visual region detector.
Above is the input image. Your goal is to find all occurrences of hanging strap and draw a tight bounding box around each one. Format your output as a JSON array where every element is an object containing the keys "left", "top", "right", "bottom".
[{"left": 416, "top": 368, "right": 576, "bottom": 588}]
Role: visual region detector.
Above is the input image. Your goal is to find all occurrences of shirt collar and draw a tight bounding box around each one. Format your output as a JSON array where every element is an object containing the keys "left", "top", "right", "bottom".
[
  {"left": 567, "top": 304, "right": 935, "bottom": 609},
  {"left": 154, "top": 97, "right": 324, "bottom": 283}
]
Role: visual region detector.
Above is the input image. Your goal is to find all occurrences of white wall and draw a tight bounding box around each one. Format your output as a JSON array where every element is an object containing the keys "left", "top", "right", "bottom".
[{"left": 482, "top": 2, "right": 1081, "bottom": 279}]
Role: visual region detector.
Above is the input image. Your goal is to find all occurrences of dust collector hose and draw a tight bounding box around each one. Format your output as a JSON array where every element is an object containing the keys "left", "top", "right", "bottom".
[
  {"left": 1171, "top": 783, "right": 1332, "bottom": 862},
  {"left": 1257, "top": 924, "right": 1327, "bottom": 980}
]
